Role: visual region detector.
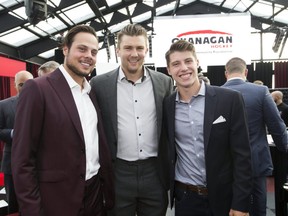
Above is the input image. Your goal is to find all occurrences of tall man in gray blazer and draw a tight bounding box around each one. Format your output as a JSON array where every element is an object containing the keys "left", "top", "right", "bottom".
[
  {"left": 0, "top": 70, "right": 33, "bottom": 214},
  {"left": 90, "top": 24, "right": 173, "bottom": 216},
  {"left": 222, "top": 57, "right": 288, "bottom": 216}
]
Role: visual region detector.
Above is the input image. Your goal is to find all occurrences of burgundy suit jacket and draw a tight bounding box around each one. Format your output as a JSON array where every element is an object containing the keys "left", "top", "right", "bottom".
[{"left": 11, "top": 69, "right": 114, "bottom": 216}]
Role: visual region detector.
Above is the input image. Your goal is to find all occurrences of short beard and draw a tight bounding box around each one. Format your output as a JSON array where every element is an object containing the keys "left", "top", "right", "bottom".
[{"left": 66, "top": 62, "right": 92, "bottom": 78}]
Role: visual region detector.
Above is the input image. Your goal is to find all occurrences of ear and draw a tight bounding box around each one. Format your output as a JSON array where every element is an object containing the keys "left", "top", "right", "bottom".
[
  {"left": 244, "top": 69, "right": 248, "bottom": 77},
  {"left": 62, "top": 46, "right": 68, "bottom": 56},
  {"left": 167, "top": 67, "right": 172, "bottom": 76},
  {"left": 116, "top": 48, "right": 120, "bottom": 57}
]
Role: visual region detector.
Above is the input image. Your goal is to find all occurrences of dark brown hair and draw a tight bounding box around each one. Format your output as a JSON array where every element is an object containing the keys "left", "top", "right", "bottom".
[
  {"left": 165, "top": 40, "right": 197, "bottom": 66},
  {"left": 61, "top": 25, "right": 97, "bottom": 49}
]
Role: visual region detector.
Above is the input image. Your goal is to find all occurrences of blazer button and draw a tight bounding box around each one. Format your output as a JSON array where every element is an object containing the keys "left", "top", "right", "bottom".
[
  {"left": 80, "top": 174, "right": 85, "bottom": 179},
  {"left": 81, "top": 149, "right": 85, "bottom": 154}
]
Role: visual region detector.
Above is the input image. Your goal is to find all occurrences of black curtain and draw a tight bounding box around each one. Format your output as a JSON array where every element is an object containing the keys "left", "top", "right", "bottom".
[
  {"left": 245, "top": 64, "right": 255, "bottom": 83},
  {"left": 156, "top": 67, "right": 169, "bottom": 76},
  {"left": 252, "top": 62, "right": 273, "bottom": 88},
  {"left": 207, "top": 65, "right": 225, "bottom": 86},
  {"left": 26, "top": 62, "right": 39, "bottom": 78}
]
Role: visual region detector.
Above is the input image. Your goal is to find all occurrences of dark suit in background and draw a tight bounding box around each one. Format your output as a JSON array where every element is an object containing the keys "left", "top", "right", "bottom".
[
  {"left": 0, "top": 70, "right": 33, "bottom": 214},
  {"left": 223, "top": 57, "right": 288, "bottom": 216},
  {"left": 0, "top": 96, "right": 18, "bottom": 213},
  {"left": 271, "top": 90, "right": 288, "bottom": 127}
]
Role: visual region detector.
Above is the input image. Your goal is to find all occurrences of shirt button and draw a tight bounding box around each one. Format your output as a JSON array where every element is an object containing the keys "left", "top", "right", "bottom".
[
  {"left": 140, "top": 149, "right": 142, "bottom": 152},
  {"left": 139, "top": 133, "right": 141, "bottom": 136},
  {"left": 135, "top": 100, "right": 137, "bottom": 102}
]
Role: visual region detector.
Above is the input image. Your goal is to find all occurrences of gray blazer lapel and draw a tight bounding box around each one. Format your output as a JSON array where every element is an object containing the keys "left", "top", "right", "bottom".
[
  {"left": 167, "top": 92, "right": 176, "bottom": 151},
  {"left": 103, "top": 68, "right": 119, "bottom": 139}
]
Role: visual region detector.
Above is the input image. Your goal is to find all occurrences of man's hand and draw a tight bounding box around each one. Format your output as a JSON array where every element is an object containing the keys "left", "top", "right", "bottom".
[{"left": 229, "top": 209, "right": 249, "bottom": 216}]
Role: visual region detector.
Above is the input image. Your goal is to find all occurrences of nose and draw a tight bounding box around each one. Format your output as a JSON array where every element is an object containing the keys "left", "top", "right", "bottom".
[
  {"left": 85, "top": 51, "right": 93, "bottom": 58},
  {"left": 131, "top": 48, "right": 138, "bottom": 57},
  {"left": 180, "top": 62, "right": 188, "bottom": 71}
]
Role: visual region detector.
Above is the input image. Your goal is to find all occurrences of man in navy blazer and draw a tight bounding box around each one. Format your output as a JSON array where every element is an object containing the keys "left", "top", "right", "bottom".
[
  {"left": 0, "top": 70, "right": 33, "bottom": 214},
  {"left": 222, "top": 57, "right": 288, "bottom": 216},
  {"left": 163, "top": 40, "right": 252, "bottom": 216},
  {"left": 11, "top": 25, "right": 114, "bottom": 216}
]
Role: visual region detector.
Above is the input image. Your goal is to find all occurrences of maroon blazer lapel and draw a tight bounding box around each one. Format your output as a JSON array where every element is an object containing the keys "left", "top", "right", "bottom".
[{"left": 47, "top": 69, "right": 84, "bottom": 143}]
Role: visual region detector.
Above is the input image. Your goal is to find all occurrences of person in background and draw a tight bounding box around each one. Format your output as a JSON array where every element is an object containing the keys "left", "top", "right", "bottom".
[
  {"left": 11, "top": 25, "right": 114, "bottom": 216},
  {"left": 0, "top": 70, "right": 33, "bottom": 214},
  {"left": 37, "top": 60, "right": 60, "bottom": 77},
  {"left": 198, "top": 71, "right": 210, "bottom": 85},
  {"left": 163, "top": 40, "right": 252, "bottom": 216},
  {"left": 271, "top": 90, "right": 288, "bottom": 127},
  {"left": 90, "top": 23, "right": 173, "bottom": 216},
  {"left": 223, "top": 57, "right": 288, "bottom": 216},
  {"left": 253, "top": 80, "right": 264, "bottom": 85}
]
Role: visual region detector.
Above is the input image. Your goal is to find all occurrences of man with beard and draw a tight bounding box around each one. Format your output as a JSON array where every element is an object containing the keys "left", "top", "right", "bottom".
[
  {"left": 11, "top": 25, "right": 114, "bottom": 216},
  {"left": 90, "top": 23, "right": 173, "bottom": 216}
]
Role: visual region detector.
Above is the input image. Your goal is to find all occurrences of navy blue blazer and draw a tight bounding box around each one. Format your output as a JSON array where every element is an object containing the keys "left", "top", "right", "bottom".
[
  {"left": 222, "top": 79, "right": 287, "bottom": 177},
  {"left": 164, "top": 84, "right": 252, "bottom": 215}
]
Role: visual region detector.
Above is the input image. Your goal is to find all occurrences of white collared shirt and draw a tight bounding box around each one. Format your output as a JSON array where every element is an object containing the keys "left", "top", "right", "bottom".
[{"left": 59, "top": 65, "right": 100, "bottom": 180}]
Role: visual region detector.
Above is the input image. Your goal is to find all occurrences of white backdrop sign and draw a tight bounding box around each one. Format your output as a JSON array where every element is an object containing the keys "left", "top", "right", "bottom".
[{"left": 152, "top": 13, "right": 251, "bottom": 68}]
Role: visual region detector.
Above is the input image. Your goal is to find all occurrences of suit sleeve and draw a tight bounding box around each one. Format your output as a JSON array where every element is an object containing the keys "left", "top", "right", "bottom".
[
  {"left": 230, "top": 92, "right": 253, "bottom": 212},
  {"left": 11, "top": 80, "right": 43, "bottom": 215},
  {"left": 0, "top": 101, "right": 13, "bottom": 143}
]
